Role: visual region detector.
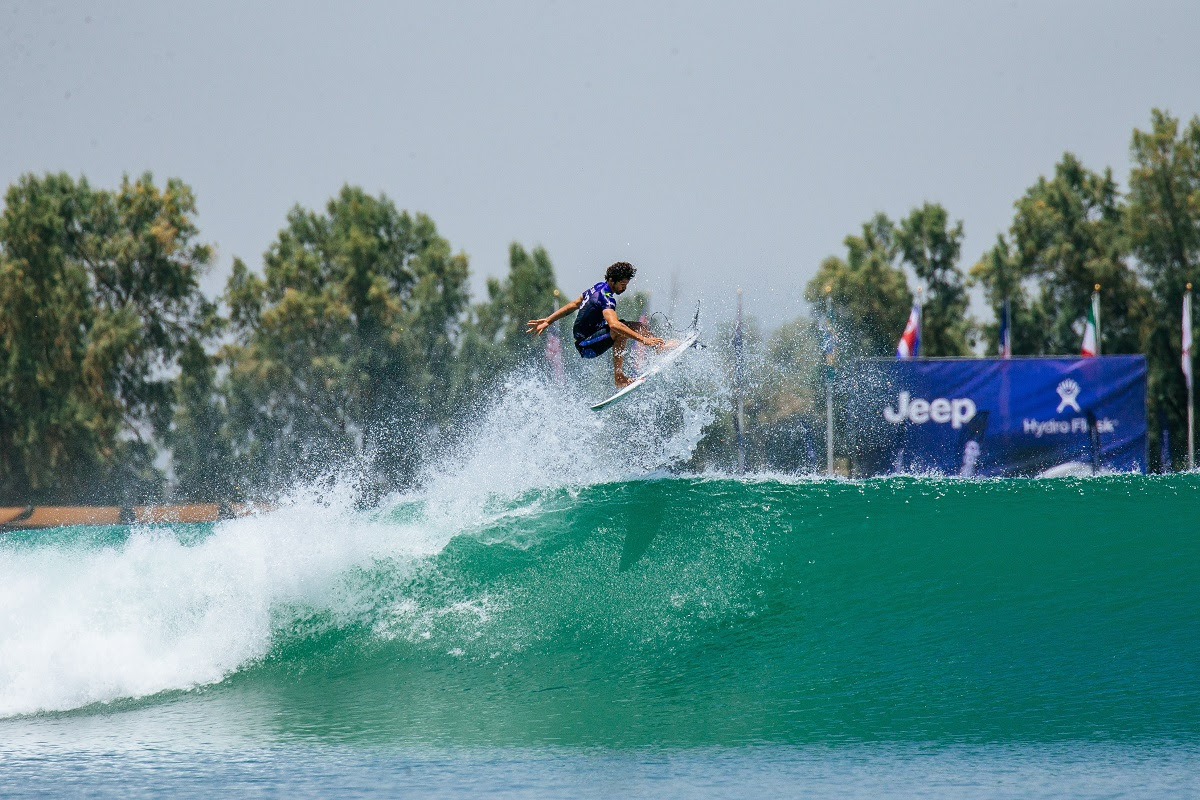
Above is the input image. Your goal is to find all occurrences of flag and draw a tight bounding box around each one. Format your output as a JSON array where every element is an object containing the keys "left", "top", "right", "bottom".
[
  {"left": 545, "top": 324, "right": 564, "bottom": 382},
  {"left": 896, "top": 302, "right": 920, "bottom": 359},
  {"left": 998, "top": 298, "right": 1012, "bottom": 359},
  {"left": 1184, "top": 290, "right": 1193, "bottom": 391},
  {"left": 1081, "top": 301, "right": 1097, "bottom": 357}
]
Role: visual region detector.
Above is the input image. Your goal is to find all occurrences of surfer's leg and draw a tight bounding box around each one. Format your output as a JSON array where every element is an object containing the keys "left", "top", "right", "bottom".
[
  {"left": 612, "top": 335, "right": 632, "bottom": 387},
  {"left": 611, "top": 320, "right": 648, "bottom": 387}
]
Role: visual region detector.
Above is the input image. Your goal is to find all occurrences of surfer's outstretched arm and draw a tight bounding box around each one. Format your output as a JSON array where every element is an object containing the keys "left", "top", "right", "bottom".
[{"left": 527, "top": 296, "right": 582, "bottom": 337}]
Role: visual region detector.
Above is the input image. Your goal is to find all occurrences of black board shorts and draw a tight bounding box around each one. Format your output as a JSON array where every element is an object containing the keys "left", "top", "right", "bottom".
[{"left": 574, "top": 319, "right": 640, "bottom": 359}]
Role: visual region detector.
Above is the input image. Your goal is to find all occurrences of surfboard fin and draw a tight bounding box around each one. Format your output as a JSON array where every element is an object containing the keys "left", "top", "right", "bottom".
[{"left": 688, "top": 302, "right": 703, "bottom": 347}]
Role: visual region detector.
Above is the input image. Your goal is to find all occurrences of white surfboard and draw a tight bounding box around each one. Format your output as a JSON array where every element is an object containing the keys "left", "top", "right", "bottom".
[{"left": 590, "top": 328, "right": 701, "bottom": 411}]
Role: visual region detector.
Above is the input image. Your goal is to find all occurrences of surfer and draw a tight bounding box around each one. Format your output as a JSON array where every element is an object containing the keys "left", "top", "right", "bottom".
[{"left": 526, "top": 261, "right": 666, "bottom": 387}]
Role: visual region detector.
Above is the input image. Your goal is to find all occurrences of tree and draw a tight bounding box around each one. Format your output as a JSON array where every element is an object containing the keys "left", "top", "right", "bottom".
[
  {"left": 170, "top": 328, "right": 236, "bottom": 501},
  {"left": 1128, "top": 109, "right": 1200, "bottom": 297},
  {"left": 804, "top": 212, "right": 913, "bottom": 357},
  {"left": 1127, "top": 109, "right": 1200, "bottom": 468},
  {"left": 895, "top": 203, "right": 972, "bottom": 356},
  {"left": 457, "top": 243, "right": 560, "bottom": 389},
  {"left": 0, "top": 172, "right": 213, "bottom": 503},
  {"left": 756, "top": 318, "right": 824, "bottom": 471},
  {"left": 450, "top": 242, "right": 570, "bottom": 421},
  {"left": 970, "top": 235, "right": 1046, "bottom": 356},
  {"left": 1007, "top": 153, "right": 1148, "bottom": 355},
  {"left": 221, "top": 186, "right": 470, "bottom": 495}
]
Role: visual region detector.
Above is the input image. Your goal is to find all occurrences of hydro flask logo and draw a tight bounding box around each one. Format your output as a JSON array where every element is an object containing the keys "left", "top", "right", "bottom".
[{"left": 1056, "top": 379, "right": 1081, "bottom": 413}]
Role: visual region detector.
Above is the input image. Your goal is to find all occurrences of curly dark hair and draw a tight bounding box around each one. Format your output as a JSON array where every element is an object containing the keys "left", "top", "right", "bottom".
[{"left": 605, "top": 261, "right": 637, "bottom": 284}]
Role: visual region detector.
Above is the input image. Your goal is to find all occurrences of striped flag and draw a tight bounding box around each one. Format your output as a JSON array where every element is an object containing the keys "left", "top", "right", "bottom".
[
  {"left": 896, "top": 302, "right": 920, "bottom": 359},
  {"left": 1081, "top": 301, "right": 1098, "bottom": 357},
  {"left": 1184, "top": 290, "right": 1193, "bottom": 391}
]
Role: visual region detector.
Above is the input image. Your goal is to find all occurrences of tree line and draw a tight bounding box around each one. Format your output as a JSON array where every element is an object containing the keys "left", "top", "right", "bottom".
[
  {"left": 0, "top": 180, "right": 560, "bottom": 504},
  {"left": 1, "top": 108, "right": 1197, "bottom": 501}
]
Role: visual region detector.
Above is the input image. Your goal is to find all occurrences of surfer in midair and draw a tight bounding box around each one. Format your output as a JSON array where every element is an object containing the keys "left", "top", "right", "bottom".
[{"left": 526, "top": 261, "right": 666, "bottom": 387}]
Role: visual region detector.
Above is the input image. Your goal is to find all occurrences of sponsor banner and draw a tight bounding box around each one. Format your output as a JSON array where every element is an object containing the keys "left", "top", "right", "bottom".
[{"left": 846, "top": 356, "right": 1147, "bottom": 477}]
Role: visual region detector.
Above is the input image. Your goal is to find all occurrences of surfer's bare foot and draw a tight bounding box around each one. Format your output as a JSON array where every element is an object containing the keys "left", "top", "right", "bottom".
[{"left": 614, "top": 372, "right": 634, "bottom": 388}]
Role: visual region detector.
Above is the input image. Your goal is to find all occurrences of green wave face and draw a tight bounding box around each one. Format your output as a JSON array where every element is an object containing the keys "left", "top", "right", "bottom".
[
  {"left": 236, "top": 475, "right": 1200, "bottom": 746},
  {"left": 3, "top": 473, "right": 1198, "bottom": 747}
]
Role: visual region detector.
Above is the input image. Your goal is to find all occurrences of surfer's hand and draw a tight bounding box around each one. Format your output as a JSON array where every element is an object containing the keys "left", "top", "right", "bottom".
[
  {"left": 643, "top": 335, "right": 667, "bottom": 350},
  {"left": 526, "top": 318, "right": 549, "bottom": 337}
]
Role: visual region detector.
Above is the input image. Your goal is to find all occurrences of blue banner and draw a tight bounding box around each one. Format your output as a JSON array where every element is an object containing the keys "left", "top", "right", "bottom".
[{"left": 846, "top": 356, "right": 1147, "bottom": 477}]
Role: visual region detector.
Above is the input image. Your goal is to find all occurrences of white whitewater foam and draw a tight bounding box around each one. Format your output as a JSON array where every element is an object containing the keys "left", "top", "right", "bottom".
[
  {"left": 0, "top": 481, "right": 441, "bottom": 718},
  {"left": 0, "top": 353, "right": 729, "bottom": 718},
  {"left": 415, "top": 350, "right": 728, "bottom": 529}
]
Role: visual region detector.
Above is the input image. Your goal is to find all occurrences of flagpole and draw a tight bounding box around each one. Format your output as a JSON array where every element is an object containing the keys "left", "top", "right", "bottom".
[
  {"left": 734, "top": 289, "right": 746, "bottom": 474},
  {"left": 1187, "top": 283, "right": 1195, "bottom": 470},
  {"left": 996, "top": 296, "right": 1012, "bottom": 358},
  {"left": 825, "top": 285, "right": 834, "bottom": 475},
  {"left": 916, "top": 287, "right": 923, "bottom": 356},
  {"left": 1004, "top": 297, "right": 1012, "bottom": 358},
  {"left": 1092, "top": 284, "right": 1102, "bottom": 356}
]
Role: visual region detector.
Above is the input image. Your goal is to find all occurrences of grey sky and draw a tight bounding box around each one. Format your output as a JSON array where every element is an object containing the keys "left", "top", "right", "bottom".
[{"left": 2, "top": 0, "right": 1198, "bottom": 328}]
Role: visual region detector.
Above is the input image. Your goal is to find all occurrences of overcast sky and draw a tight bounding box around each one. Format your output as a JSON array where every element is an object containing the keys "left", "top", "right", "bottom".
[{"left": 2, "top": 0, "right": 1198, "bottom": 326}]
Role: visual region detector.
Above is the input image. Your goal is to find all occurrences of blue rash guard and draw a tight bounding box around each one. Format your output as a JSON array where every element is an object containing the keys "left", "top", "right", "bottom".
[{"left": 573, "top": 281, "right": 619, "bottom": 358}]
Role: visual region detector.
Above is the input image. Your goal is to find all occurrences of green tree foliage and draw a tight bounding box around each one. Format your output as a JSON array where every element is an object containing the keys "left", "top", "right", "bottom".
[
  {"left": 755, "top": 319, "right": 825, "bottom": 470},
  {"left": 686, "top": 313, "right": 829, "bottom": 474},
  {"left": 1128, "top": 109, "right": 1200, "bottom": 296},
  {"left": 0, "top": 172, "right": 213, "bottom": 503},
  {"left": 804, "top": 213, "right": 912, "bottom": 357},
  {"left": 457, "top": 243, "right": 560, "bottom": 400},
  {"left": 895, "top": 203, "right": 972, "bottom": 356},
  {"left": 1006, "top": 153, "right": 1149, "bottom": 355},
  {"left": 1127, "top": 109, "right": 1200, "bottom": 467},
  {"left": 970, "top": 236, "right": 1043, "bottom": 356},
  {"left": 170, "top": 331, "right": 235, "bottom": 500},
  {"left": 616, "top": 289, "right": 650, "bottom": 322},
  {"left": 220, "top": 186, "right": 470, "bottom": 495},
  {"left": 684, "top": 315, "right": 764, "bottom": 472}
]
